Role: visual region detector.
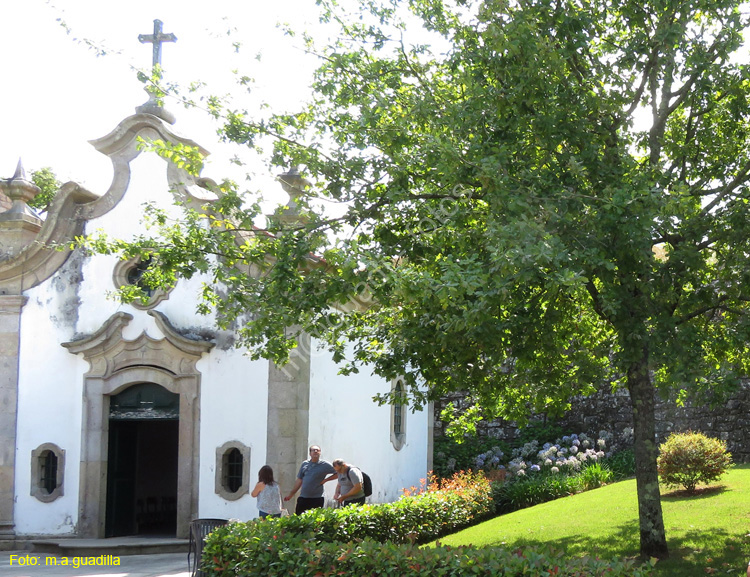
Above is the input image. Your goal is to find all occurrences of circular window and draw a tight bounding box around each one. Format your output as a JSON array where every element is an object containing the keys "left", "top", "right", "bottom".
[
  {"left": 125, "top": 258, "right": 156, "bottom": 297},
  {"left": 113, "top": 256, "right": 172, "bottom": 309}
]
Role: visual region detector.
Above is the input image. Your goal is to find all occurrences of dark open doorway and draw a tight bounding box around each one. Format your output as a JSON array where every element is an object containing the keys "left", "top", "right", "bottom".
[{"left": 105, "top": 383, "right": 179, "bottom": 537}]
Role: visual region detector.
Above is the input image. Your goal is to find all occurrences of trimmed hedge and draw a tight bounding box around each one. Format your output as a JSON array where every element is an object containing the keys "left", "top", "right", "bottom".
[
  {"left": 202, "top": 471, "right": 492, "bottom": 575},
  {"left": 202, "top": 470, "right": 653, "bottom": 577},
  {"left": 203, "top": 533, "right": 654, "bottom": 577},
  {"left": 207, "top": 471, "right": 492, "bottom": 547}
]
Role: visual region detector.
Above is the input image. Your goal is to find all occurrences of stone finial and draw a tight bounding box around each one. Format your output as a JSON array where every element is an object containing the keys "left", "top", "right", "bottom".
[
  {"left": 135, "top": 99, "right": 176, "bottom": 124},
  {"left": 0, "top": 159, "right": 42, "bottom": 222},
  {"left": 12, "top": 158, "right": 27, "bottom": 181},
  {"left": 0, "top": 158, "right": 43, "bottom": 257},
  {"left": 277, "top": 166, "right": 312, "bottom": 225}
]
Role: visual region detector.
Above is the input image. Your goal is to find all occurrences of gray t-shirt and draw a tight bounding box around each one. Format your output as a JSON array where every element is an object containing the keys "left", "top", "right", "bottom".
[
  {"left": 338, "top": 466, "right": 365, "bottom": 501},
  {"left": 297, "top": 459, "right": 335, "bottom": 498}
]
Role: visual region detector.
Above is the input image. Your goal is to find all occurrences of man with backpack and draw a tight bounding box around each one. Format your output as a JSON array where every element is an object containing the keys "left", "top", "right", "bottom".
[{"left": 330, "top": 459, "right": 367, "bottom": 506}]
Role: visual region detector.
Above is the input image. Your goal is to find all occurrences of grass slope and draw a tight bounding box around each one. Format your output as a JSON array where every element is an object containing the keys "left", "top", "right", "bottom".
[{"left": 431, "top": 464, "right": 750, "bottom": 577}]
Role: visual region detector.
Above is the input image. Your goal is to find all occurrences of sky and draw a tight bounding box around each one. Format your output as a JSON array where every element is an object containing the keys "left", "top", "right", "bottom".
[
  {"left": 1, "top": 0, "right": 331, "bottom": 206},
  {"left": 9, "top": 1, "right": 744, "bottom": 212}
]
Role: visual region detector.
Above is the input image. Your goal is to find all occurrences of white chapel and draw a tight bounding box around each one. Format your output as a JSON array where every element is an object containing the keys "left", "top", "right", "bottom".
[{"left": 0, "top": 24, "right": 432, "bottom": 543}]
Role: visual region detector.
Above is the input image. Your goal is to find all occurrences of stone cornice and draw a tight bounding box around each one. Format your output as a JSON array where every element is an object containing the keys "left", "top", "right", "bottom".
[
  {"left": 62, "top": 311, "right": 214, "bottom": 378},
  {"left": 61, "top": 312, "right": 134, "bottom": 356},
  {"left": 81, "top": 114, "right": 212, "bottom": 221},
  {"left": 0, "top": 294, "right": 28, "bottom": 313},
  {"left": 0, "top": 112, "right": 213, "bottom": 294},
  {"left": 0, "top": 182, "right": 99, "bottom": 293},
  {"left": 89, "top": 114, "right": 208, "bottom": 157},
  {"left": 149, "top": 310, "right": 216, "bottom": 357}
]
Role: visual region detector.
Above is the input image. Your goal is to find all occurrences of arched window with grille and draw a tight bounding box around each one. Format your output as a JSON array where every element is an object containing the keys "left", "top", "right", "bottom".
[
  {"left": 31, "top": 443, "right": 65, "bottom": 502},
  {"left": 215, "top": 441, "right": 251, "bottom": 500},
  {"left": 41, "top": 450, "right": 58, "bottom": 494},
  {"left": 390, "top": 378, "right": 407, "bottom": 450},
  {"left": 224, "top": 448, "right": 244, "bottom": 493}
]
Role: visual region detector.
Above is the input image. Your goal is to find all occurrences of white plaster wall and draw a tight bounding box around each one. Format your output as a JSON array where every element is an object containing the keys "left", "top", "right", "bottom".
[
  {"left": 92, "top": 144, "right": 191, "bottom": 240},
  {"left": 14, "top": 279, "right": 88, "bottom": 534},
  {"left": 16, "top": 264, "right": 270, "bottom": 533},
  {"left": 94, "top": 149, "right": 275, "bottom": 520},
  {"left": 74, "top": 251, "right": 220, "bottom": 338},
  {"left": 14, "top": 257, "right": 183, "bottom": 534},
  {"left": 75, "top": 151, "right": 201, "bottom": 335},
  {"left": 196, "top": 347, "right": 269, "bottom": 520},
  {"left": 308, "top": 339, "right": 430, "bottom": 504}
]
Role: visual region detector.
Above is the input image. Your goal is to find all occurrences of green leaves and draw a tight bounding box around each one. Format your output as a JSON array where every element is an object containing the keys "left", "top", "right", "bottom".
[
  {"left": 83, "top": 0, "right": 750, "bottom": 558},
  {"left": 28, "top": 167, "right": 61, "bottom": 212},
  {"left": 136, "top": 138, "right": 204, "bottom": 176},
  {"left": 203, "top": 507, "right": 653, "bottom": 577},
  {"left": 95, "top": 0, "right": 750, "bottom": 424}
]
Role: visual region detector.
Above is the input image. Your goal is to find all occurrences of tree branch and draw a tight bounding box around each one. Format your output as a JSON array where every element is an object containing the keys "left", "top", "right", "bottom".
[
  {"left": 586, "top": 279, "right": 608, "bottom": 321},
  {"left": 675, "top": 294, "right": 732, "bottom": 325},
  {"left": 700, "top": 160, "right": 750, "bottom": 215}
]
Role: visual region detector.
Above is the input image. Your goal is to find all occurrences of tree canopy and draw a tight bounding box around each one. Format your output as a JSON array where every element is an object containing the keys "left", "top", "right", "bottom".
[{"left": 90, "top": 0, "right": 750, "bottom": 559}]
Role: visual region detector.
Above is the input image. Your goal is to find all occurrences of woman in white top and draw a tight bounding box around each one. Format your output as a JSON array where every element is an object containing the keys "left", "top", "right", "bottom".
[{"left": 251, "top": 465, "right": 283, "bottom": 518}]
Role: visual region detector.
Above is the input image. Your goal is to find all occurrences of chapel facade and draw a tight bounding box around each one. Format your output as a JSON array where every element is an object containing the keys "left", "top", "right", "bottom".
[{"left": 0, "top": 90, "right": 431, "bottom": 542}]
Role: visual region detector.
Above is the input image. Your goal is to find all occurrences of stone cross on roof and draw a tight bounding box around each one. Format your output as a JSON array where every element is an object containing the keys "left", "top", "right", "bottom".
[{"left": 138, "top": 19, "right": 177, "bottom": 69}]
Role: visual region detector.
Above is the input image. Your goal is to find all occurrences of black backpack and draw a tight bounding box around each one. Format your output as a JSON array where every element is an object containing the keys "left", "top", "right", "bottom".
[{"left": 347, "top": 467, "right": 373, "bottom": 497}]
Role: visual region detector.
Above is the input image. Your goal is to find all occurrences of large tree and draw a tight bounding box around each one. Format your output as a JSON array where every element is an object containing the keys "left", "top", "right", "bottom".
[{"left": 99, "top": 0, "right": 750, "bottom": 559}]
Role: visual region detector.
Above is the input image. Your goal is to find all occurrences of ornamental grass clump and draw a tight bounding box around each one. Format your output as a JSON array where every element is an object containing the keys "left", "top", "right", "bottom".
[
  {"left": 657, "top": 431, "right": 733, "bottom": 494},
  {"left": 492, "top": 472, "right": 580, "bottom": 513}
]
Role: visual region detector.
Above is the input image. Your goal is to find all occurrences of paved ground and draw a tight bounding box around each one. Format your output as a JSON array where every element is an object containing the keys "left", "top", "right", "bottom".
[{"left": 0, "top": 552, "right": 189, "bottom": 577}]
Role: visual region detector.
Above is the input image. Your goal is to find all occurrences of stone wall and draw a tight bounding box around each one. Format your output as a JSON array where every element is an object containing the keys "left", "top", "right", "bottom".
[{"left": 434, "top": 382, "right": 750, "bottom": 462}]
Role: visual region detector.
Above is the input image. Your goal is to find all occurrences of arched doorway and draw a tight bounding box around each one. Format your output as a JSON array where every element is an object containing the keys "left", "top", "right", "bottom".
[
  {"left": 63, "top": 311, "right": 214, "bottom": 538},
  {"left": 105, "top": 383, "right": 179, "bottom": 537}
]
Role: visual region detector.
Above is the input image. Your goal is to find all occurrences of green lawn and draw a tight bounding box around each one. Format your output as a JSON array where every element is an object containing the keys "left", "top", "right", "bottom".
[{"left": 430, "top": 464, "right": 750, "bottom": 577}]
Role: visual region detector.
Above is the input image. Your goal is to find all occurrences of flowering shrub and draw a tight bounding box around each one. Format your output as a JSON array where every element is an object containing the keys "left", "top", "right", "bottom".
[
  {"left": 434, "top": 430, "right": 631, "bottom": 516},
  {"left": 503, "top": 432, "right": 610, "bottom": 479},
  {"left": 657, "top": 431, "right": 733, "bottom": 493},
  {"left": 202, "top": 470, "right": 493, "bottom": 575},
  {"left": 434, "top": 425, "right": 638, "bottom": 480},
  {"left": 397, "top": 471, "right": 494, "bottom": 540},
  {"left": 433, "top": 436, "right": 510, "bottom": 478},
  {"left": 488, "top": 431, "right": 624, "bottom": 514},
  {"left": 492, "top": 461, "right": 615, "bottom": 514},
  {"left": 475, "top": 445, "right": 506, "bottom": 472}
]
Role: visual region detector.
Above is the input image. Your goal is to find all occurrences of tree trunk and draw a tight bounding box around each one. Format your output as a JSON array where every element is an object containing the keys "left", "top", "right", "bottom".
[{"left": 627, "top": 347, "right": 669, "bottom": 559}]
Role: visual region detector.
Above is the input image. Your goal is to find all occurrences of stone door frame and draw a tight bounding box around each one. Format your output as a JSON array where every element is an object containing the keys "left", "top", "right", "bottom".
[{"left": 63, "top": 311, "right": 213, "bottom": 538}]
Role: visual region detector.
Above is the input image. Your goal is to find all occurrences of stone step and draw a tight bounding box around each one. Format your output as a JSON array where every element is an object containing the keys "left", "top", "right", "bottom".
[
  {"left": 0, "top": 535, "right": 25, "bottom": 552},
  {"left": 30, "top": 537, "right": 189, "bottom": 557}
]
